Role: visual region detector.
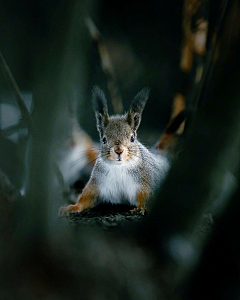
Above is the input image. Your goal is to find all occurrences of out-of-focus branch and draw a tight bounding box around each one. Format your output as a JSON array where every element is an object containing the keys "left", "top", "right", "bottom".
[
  {"left": 157, "top": 0, "right": 229, "bottom": 156},
  {"left": 0, "top": 50, "right": 35, "bottom": 135},
  {"left": 157, "top": 0, "right": 210, "bottom": 154},
  {"left": 0, "top": 122, "right": 25, "bottom": 137},
  {"left": 0, "top": 168, "right": 20, "bottom": 233},
  {"left": 86, "top": 17, "right": 123, "bottom": 114},
  {"left": 187, "top": 0, "right": 229, "bottom": 112},
  {"left": 181, "top": 0, "right": 209, "bottom": 73},
  {"left": 145, "top": 0, "right": 240, "bottom": 294},
  {"left": 157, "top": 109, "right": 187, "bottom": 155}
]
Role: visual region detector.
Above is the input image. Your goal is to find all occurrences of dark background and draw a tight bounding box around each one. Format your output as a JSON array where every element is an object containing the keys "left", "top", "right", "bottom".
[
  {"left": 0, "top": 0, "right": 183, "bottom": 140},
  {"left": 1, "top": 1, "right": 240, "bottom": 299}
]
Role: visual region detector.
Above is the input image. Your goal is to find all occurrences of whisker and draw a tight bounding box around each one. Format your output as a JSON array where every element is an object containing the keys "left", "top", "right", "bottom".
[
  {"left": 80, "top": 153, "right": 109, "bottom": 171},
  {"left": 69, "top": 155, "right": 94, "bottom": 168},
  {"left": 69, "top": 153, "right": 105, "bottom": 169},
  {"left": 73, "top": 148, "right": 100, "bottom": 154},
  {"left": 82, "top": 158, "right": 98, "bottom": 170}
]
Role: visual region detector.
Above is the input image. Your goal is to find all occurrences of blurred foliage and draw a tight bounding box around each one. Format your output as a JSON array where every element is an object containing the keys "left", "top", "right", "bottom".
[{"left": 1, "top": 0, "right": 240, "bottom": 299}]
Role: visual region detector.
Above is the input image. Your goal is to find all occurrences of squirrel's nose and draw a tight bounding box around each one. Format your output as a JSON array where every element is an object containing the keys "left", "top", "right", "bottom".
[{"left": 115, "top": 149, "right": 123, "bottom": 155}]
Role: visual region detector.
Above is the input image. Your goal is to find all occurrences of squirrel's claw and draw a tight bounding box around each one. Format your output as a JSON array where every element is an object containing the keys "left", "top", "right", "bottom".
[
  {"left": 130, "top": 207, "right": 146, "bottom": 215},
  {"left": 58, "top": 204, "right": 82, "bottom": 217}
]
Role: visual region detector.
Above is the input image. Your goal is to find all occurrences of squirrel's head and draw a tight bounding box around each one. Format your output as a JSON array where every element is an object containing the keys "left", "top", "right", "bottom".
[{"left": 92, "top": 86, "right": 150, "bottom": 164}]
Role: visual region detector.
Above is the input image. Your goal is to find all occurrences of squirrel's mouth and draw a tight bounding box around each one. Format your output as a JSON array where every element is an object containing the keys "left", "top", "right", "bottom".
[
  {"left": 106, "top": 147, "right": 128, "bottom": 162},
  {"left": 105, "top": 155, "right": 123, "bottom": 163}
]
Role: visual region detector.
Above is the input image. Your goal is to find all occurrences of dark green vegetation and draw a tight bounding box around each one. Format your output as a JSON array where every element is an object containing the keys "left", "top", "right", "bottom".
[{"left": 1, "top": 0, "right": 240, "bottom": 299}]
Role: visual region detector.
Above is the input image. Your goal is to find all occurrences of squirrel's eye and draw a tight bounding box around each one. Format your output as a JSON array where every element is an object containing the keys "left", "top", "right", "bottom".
[
  {"left": 102, "top": 137, "right": 107, "bottom": 144},
  {"left": 130, "top": 135, "right": 135, "bottom": 142}
]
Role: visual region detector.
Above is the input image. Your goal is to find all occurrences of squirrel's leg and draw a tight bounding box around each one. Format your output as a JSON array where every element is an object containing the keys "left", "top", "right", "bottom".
[
  {"left": 58, "top": 181, "right": 98, "bottom": 217},
  {"left": 130, "top": 190, "right": 150, "bottom": 215}
]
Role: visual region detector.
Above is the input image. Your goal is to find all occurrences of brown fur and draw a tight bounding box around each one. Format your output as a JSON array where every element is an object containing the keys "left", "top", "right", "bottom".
[
  {"left": 86, "top": 138, "right": 98, "bottom": 167},
  {"left": 130, "top": 190, "right": 150, "bottom": 215},
  {"left": 58, "top": 180, "right": 98, "bottom": 216},
  {"left": 58, "top": 87, "right": 169, "bottom": 217}
]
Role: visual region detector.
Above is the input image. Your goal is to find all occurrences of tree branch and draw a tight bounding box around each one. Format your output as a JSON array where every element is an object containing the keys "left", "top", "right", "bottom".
[{"left": 0, "top": 50, "right": 35, "bottom": 135}]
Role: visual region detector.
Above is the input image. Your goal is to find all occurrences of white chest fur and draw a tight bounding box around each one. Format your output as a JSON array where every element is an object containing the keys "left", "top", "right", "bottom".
[{"left": 97, "top": 163, "right": 140, "bottom": 205}]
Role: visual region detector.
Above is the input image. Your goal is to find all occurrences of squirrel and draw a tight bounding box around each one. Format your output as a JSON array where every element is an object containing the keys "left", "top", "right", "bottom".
[{"left": 59, "top": 86, "right": 169, "bottom": 216}]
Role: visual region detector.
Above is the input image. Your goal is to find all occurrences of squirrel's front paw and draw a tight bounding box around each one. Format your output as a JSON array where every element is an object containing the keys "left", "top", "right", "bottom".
[
  {"left": 130, "top": 207, "right": 146, "bottom": 215},
  {"left": 58, "top": 204, "right": 82, "bottom": 217}
]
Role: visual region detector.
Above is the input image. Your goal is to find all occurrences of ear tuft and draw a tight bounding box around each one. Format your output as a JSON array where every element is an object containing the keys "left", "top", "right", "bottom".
[
  {"left": 92, "top": 86, "right": 109, "bottom": 136},
  {"left": 126, "top": 87, "right": 150, "bottom": 131},
  {"left": 130, "top": 87, "right": 150, "bottom": 114},
  {"left": 92, "top": 86, "right": 108, "bottom": 114}
]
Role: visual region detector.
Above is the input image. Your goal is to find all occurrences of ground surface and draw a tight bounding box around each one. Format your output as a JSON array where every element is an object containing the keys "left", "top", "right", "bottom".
[{"left": 60, "top": 203, "right": 145, "bottom": 232}]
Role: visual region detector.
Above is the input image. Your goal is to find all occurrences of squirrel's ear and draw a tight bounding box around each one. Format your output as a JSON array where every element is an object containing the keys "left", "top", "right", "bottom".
[
  {"left": 92, "top": 86, "right": 109, "bottom": 136},
  {"left": 126, "top": 87, "right": 150, "bottom": 131}
]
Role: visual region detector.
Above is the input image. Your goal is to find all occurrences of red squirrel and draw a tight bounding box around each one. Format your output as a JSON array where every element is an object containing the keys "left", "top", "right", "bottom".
[{"left": 59, "top": 87, "right": 169, "bottom": 216}]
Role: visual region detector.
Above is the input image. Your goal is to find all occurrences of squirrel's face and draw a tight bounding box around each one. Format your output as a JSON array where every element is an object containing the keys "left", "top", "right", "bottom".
[
  {"left": 92, "top": 86, "right": 150, "bottom": 165},
  {"left": 100, "top": 117, "right": 139, "bottom": 164}
]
